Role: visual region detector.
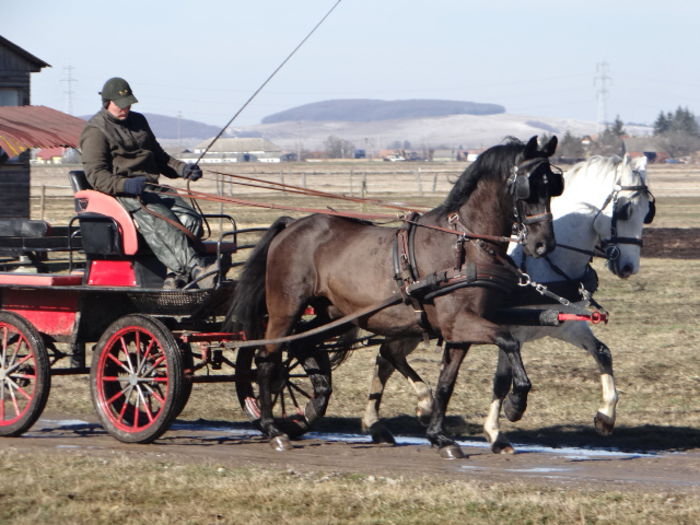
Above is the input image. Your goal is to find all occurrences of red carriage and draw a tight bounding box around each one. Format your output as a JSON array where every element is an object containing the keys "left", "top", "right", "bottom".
[{"left": 0, "top": 171, "right": 333, "bottom": 443}]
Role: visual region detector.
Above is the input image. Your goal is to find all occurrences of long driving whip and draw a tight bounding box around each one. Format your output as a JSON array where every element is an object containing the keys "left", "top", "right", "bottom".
[{"left": 194, "top": 0, "right": 343, "bottom": 166}]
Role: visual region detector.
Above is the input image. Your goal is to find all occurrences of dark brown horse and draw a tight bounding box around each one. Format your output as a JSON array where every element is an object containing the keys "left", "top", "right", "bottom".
[{"left": 227, "top": 136, "right": 561, "bottom": 458}]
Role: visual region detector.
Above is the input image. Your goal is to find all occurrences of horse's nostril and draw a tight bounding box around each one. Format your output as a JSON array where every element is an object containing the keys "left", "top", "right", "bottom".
[{"left": 535, "top": 243, "right": 546, "bottom": 256}]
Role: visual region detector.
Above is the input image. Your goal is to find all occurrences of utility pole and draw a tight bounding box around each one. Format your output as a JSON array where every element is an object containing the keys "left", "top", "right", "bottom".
[
  {"left": 594, "top": 62, "right": 611, "bottom": 133},
  {"left": 61, "top": 65, "right": 76, "bottom": 115},
  {"left": 177, "top": 110, "right": 182, "bottom": 148}
]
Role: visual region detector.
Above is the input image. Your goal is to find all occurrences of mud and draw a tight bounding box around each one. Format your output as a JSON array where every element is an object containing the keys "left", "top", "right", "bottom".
[{"left": 3, "top": 415, "right": 698, "bottom": 493}]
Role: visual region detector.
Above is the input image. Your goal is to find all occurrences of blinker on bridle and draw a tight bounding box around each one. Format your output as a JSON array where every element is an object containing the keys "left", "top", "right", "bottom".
[
  {"left": 597, "top": 175, "right": 656, "bottom": 261},
  {"left": 508, "top": 159, "right": 564, "bottom": 201}
]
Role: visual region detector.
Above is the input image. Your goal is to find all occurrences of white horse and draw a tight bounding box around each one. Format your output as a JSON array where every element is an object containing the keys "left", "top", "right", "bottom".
[{"left": 360, "top": 154, "right": 654, "bottom": 451}]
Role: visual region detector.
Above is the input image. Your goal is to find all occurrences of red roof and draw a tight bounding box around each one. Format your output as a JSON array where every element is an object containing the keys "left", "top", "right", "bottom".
[
  {"left": 35, "top": 146, "right": 66, "bottom": 160},
  {"left": 0, "top": 105, "right": 85, "bottom": 157}
]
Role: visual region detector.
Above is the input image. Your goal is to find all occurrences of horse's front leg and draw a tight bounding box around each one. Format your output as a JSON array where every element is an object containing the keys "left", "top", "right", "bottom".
[
  {"left": 498, "top": 333, "right": 531, "bottom": 423},
  {"left": 556, "top": 323, "right": 617, "bottom": 435},
  {"left": 483, "top": 347, "right": 516, "bottom": 454},
  {"left": 425, "top": 343, "right": 469, "bottom": 459}
]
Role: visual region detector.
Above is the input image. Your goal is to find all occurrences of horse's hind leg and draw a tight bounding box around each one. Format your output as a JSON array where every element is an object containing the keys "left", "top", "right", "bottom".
[
  {"left": 256, "top": 313, "right": 299, "bottom": 451},
  {"left": 361, "top": 337, "right": 429, "bottom": 444},
  {"left": 483, "top": 348, "right": 516, "bottom": 454}
]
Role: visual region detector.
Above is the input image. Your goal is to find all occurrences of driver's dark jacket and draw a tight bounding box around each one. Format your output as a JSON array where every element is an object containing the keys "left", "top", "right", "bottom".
[{"left": 79, "top": 109, "right": 185, "bottom": 194}]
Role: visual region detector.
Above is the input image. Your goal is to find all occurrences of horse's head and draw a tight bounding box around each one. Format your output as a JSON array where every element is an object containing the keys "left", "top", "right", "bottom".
[
  {"left": 508, "top": 135, "right": 561, "bottom": 258},
  {"left": 592, "top": 154, "right": 654, "bottom": 278}
]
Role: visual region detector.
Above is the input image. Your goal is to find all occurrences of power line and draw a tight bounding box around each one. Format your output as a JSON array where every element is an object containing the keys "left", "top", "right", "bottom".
[
  {"left": 594, "top": 62, "right": 612, "bottom": 132},
  {"left": 61, "top": 65, "right": 77, "bottom": 115}
]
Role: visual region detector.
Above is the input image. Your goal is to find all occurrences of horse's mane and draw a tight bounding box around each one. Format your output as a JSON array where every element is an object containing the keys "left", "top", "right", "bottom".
[
  {"left": 438, "top": 137, "right": 525, "bottom": 213},
  {"left": 567, "top": 155, "right": 647, "bottom": 191}
]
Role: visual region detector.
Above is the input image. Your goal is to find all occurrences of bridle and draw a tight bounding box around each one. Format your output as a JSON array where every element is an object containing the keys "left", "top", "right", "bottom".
[
  {"left": 594, "top": 171, "right": 655, "bottom": 261},
  {"left": 557, "top": 169, "right": 655, "bottom": 262},
  {"left": 507, "top": 157, "right": 563, "bottom": 244}
]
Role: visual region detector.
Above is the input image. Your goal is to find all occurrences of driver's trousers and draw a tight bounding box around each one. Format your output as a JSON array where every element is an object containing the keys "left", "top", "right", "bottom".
[{"left": 118, "top": 188, "right": 203, "bottom": 277}]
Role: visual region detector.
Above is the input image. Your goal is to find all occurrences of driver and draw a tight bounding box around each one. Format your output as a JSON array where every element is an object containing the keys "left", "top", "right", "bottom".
[{"left": 79, "top": 77, "right": 217, "bottom": 289}]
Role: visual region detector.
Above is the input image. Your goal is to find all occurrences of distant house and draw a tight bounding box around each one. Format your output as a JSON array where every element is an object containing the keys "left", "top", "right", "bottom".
[
  {"left": 189, "top": 138, "right": 284, "bottom": 163},
  {"left": 34, "top": 147, "right": 66, "bottom": 164}
]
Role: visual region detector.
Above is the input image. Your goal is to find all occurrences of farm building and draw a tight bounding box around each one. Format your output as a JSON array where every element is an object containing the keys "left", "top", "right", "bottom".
[
  {"left": 0, "top": 36, "right": 50, "bottom": 218},
  {"left": 189, "top": 137, "right": 284, "bottom": 163},
  {"left": 0, "top": 36, "right": 83, "bottom": 218}
]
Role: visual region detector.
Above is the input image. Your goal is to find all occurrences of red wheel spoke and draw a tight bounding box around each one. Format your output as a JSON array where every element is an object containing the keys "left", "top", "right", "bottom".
[
  {"left": 6, "top": 377, "right": 32, "bottom": 401},
  {"left": 107, "top": 352, "right": 131, "bottom": 374},
  {"left": 100, "top": 375, "right": 128, "bottom": 382},
  {"left": 4, "top": 354, "right": 33, "bottom": 376},
  {"left": 106, "top": 385, "right": 129, "bottom": 405},
  {"left": 132, "top": 400, "right": 140, "bottom": 429},
  {"left": 142, "top": 382, "right": 165, "bottom": 404},
  {"left": 138, "top": 338, "right": 156, "bottom": 374},
  {"left": 117, "top": 391, "right": 131, "bottom": 422},
  {"left": 136, "top": 388, "right": 155, "bottom": 423},
  {"left": 7, "top": 384, "right": 20, "bottom": 417},
  {"left": 1, "top": 326, "right": 9, "bottom": 362},
  {"left": 141, "top": 353, "right": 166, "bottom": 377}
]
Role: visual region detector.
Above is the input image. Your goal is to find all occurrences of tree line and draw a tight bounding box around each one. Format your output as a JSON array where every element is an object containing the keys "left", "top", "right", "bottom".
[{"left": 551, "top": 106, "right": 700, "bottom": 162}]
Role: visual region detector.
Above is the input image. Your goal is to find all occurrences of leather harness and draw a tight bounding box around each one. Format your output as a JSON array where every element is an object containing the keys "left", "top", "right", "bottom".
[{"left": 392, "top": 212, "right": 516, "bottom": 337}]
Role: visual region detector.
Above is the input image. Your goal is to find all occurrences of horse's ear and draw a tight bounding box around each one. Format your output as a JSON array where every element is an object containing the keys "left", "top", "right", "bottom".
[
  {"left": 542, "top": 135, "right": 558, "bottom": 157},
  {"left": 524, "top": 136, "right": 539, "bottom": 158}
]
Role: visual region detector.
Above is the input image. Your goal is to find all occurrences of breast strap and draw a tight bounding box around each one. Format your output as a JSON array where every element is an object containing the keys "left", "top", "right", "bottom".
[{"left": 392, "top": 214, "right": 517, "bottom": 336}]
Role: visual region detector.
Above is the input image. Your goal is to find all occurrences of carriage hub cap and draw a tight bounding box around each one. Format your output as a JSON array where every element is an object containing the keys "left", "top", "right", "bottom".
[{"left": 128, "top": 374, "right": 139, "bottom": 386}]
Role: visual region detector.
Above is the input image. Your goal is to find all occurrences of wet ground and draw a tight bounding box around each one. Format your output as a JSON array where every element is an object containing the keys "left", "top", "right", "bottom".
[{"left": 4, "top": 414, "right": 698, "bottom": 493}]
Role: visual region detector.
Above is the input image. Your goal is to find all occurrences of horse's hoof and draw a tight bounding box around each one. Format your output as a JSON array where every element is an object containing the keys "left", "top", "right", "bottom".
[
  {"left": 270, "top": 434, "right": 293, "bottom": 452},
  {"left": 369, "top": 422, "right": 396, "bottom": 445},
  {"left": 417, "top": 413, "right": 432, "bottom": 427},
  {"left": 491, "top": 436, "right": 515, "bottom": 455},
  {"left": 439, "top": 445, "right": 465, "bottom": 460},
  {"left": 503, "top": 396, "right": 526, "bottom": 422},
  {"left": 594, "top": 412, "right": 615, "bottom": 436}
]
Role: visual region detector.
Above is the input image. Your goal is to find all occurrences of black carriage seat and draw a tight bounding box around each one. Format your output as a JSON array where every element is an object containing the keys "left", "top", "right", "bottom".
[{"left": 0, "top": 218, "right": 76, "bottom": 271}]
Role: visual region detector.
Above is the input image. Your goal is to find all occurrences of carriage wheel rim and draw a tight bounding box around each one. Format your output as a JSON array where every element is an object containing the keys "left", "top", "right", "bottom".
[
  {"left": 95, "top": 325, "right": 170, "bottom": 434},
  {"left": 0, "top": 323, "right": 37, "bottom": 426}
]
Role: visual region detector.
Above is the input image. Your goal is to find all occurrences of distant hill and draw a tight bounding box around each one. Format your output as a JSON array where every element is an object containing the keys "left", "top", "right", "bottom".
[
  {"left": 80, "top": 112, "right": 221, "bottom": 139},
  {"left": 261, "top": 99, "right": 505, "bottom": 124}
]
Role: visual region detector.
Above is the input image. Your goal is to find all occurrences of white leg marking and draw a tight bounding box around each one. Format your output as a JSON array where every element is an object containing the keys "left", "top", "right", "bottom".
[
  {"left": 408, "top": 378, "right": 433, "bottom": 417},
  {"left": 599, "top": 373, "right": 618, "bottom": 419},
  {"left": 483, "top": 399, "right": 502, "bottom": 444}
]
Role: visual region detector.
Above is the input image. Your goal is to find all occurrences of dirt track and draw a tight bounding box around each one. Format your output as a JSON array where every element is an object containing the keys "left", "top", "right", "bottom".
[
  {"left": 4, "top": 413, "right": 698, "bottom": 493},
  {"left": 3, "top": 225, "right": 700, "bottom": 493}
]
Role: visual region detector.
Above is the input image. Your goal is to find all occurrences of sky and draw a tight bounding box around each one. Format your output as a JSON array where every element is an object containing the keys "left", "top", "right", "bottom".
[{"left": 4, "top": 1, "right": 700, "bottom": 129}]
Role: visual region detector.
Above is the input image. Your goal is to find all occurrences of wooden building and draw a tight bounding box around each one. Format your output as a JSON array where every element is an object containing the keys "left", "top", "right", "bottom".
[{"left": 0, "top": 36, "right": 50, "bottom": 218}]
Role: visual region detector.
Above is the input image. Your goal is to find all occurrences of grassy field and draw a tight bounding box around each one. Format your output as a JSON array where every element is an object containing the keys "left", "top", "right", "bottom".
[{"left": 2, "top": 161, "right": 700, "bottom": 524}]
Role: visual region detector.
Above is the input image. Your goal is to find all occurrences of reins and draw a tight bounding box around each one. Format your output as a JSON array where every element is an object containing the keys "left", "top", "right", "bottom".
[{"left": 209, "top": 170, "right": 429, "bottom": 214}]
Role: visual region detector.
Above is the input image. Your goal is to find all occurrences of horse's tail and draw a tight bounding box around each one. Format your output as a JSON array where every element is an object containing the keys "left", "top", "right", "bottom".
[{"left": 224, "top": 216, "right": 295, "bottom": 338}]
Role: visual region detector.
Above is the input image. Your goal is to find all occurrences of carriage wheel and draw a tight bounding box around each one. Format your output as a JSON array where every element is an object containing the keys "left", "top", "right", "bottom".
[
  {"left": 0, "top": 312, "right": 50, "bottom": 437},
  {"left": 235, "top": 343, "right": 332, "bottom": 438},
  {"left": 175, "top": 344, "right": 194, "bottom": 418},
  {"left": 90, "top": 314, "right": 184, "bottom": 443}
]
